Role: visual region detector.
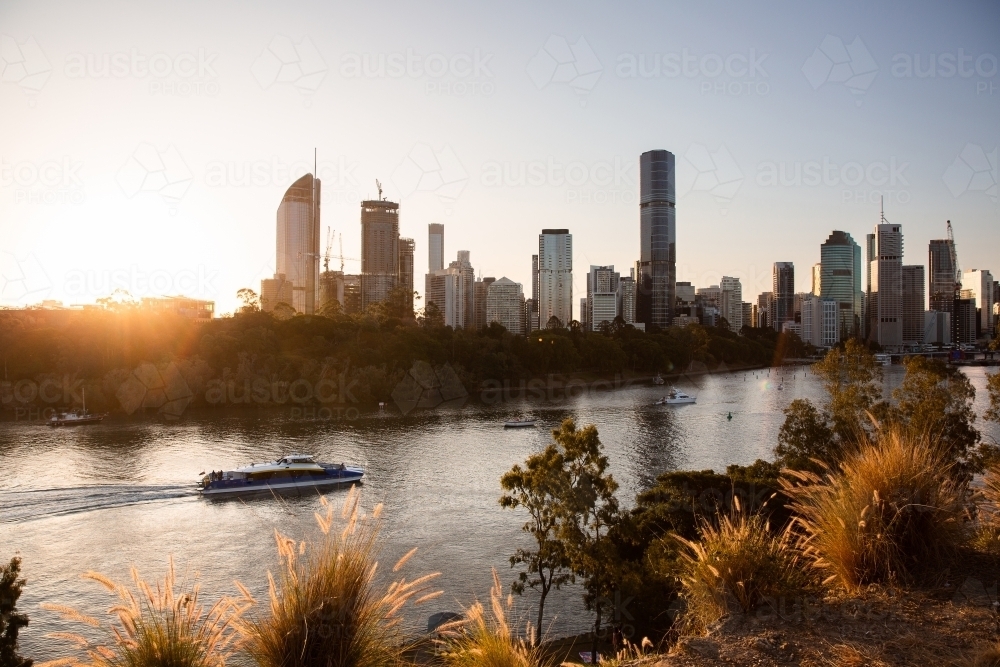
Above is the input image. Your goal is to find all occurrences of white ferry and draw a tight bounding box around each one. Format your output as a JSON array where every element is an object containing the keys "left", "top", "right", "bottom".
[
  {"left": 199, "top": 454, "right": 363, "bottom": 497},
  {"left": 874, "top": 353, "right": 892, "bottom": 366},
  {"left": 655, "top": 388, "right": 697, "bottom": 405}
]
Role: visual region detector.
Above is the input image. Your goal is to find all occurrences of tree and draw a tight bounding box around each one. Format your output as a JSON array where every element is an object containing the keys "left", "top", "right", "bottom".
[
  {"left": 236, "top": 288, "right": 260, "bottom": 314},
  {"left": 775, "top": 399, "right": 836, "bottom": 472},
  {"left": 499, "top": 445, "right": 573, "bottom": 645},
  {"left": 987, "top": 371, "right": 1000, "bottom": 425},
  {"left": 890, "top": 356, "right": 982, "bottom": 477},
  {"left": 0, "top": 557, "right": 31, "bottom": 667},
  {"left": 546, "top": 316, "right": 563, "bottom": 330},
  {"left": 420, "top": 301, "right": 444, "bottom": 328},
  {"left": 813, "top": 338, "right": 883, "bottom": 442},
  {"left": 553, "top": 420, "right": 624, "bottom": 661}
]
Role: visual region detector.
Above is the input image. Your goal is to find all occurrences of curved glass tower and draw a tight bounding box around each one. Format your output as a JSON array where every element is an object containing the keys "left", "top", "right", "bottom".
[
  {"left": 276, "top": 173, "right": 321, "bottom": 314},
  {"left": 637, "top": 150, "right": 676, "bottom": 328},
  {"left": 820, "top": 230, "right": 862, "bottom": 339}
]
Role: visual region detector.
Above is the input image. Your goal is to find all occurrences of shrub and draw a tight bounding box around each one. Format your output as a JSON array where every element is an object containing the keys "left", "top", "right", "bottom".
[
  {"left": 41, "top": 558, "right": 251, "bottom": 667},
  {"left": 436, "top": 569, "right": 543, "bottom": 667},
  {"left": 1, "top": 557, "right": 32, "bottom": 667},
  {"left": 673, "top": 508, "right": 808, "bottom": 634},
  {"left": 244, "top": 488, "right": 439, "bottom": 667},
  {"left": 782, "top": 427, "right": 966, "bottom": 590}
]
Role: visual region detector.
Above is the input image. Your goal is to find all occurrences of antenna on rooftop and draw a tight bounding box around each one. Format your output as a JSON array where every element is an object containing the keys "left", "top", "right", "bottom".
[{"left": 879, "top": 195, "right": 888, "bottom": 224}]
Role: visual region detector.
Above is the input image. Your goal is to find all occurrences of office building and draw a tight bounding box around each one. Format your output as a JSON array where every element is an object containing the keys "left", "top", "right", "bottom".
[
  {"left": 924, "top": 311, "right": 951, "bottom": 346},
  {"left": 866, "top": 222, "right": 904, "bottom": 348},
  {"left": 618, "top": 271, "right": 636, "bottom": 325},
  {"left": 399, "top": 237, "right": 415, "bottom": 316},
  {"left": 343, "top": 275, "right": 361, "bottom": 314},
  {"left": 273, "top": 173, "right": 320, "bottom": 314},
  {"left": 450, "top": 251, "right": 475, "bottom": 329},
  {"left": 536, "top": 229, "right": 573, "bottom": 327},
  {"left": 141, "top": 296, "right": 215, "bottom": 320},
  {"left": 486, "top": 277, "right": 525, "bottom": 335},
  {"left": 902, "top": 265, "right": 925, "bottom": 346},
  {"left": 426, "top": 251, "right": 475, "bottom": 329},
  {"left": 720, "top": 276, "right": 742, "bottom": 332},
  {"left": 587, "top": 265, "right": 620, "bottom": 331},
  {"left": 811, "top": 263, "right": 822, "bottom": 296},
  {"left": 820, "top": 231, "right": 863, "bottom": 339},
  {"left": 636, "top": 149, "right": 676, "bottom": 329},
  {"left": 529, "top": 254, "right": 540, "bottom": 331},
  {"left": 929, "top": 236, "right": 960, "bottom": 342},
  {"left": 261, "top": 273, "right": 294, "bottom": 313},
  {"left": 580, "top": 298, "right": 589, "bottom": 330},
  {"left": 963, "top": 269, "right": 995, "bottom": 337},
  {"left": 318, "top": 270, "right": 345, "bottom": 314},
  {"left": 474, "top": 277, "right": 496, "bottom": 330},
  {"left": 757, "top": 292, "right": 773, "bottom": 328},
  {"left": 428, "top": 223, "right": 444, "bottom": 272},
  {"left": 360, "top": 198, "right": 399, "bottom": 310},
  {"left": 771, "top": 262, "right": 795, "bottom": 331},
  {"left": 802, "top": 295, "right": 838, "bottom": 347},
  {"left": 741, "top": 302, "right": 752, "bottom": 331},
  {"left": 955, "top": 297, "right": 977, "bottom": 345}
]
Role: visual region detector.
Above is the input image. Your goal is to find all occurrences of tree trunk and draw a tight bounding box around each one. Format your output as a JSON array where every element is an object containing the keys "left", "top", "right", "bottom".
[
  {"left": 536, "top": 583, "right": 547, "bottom": 647},
  {"left": 591, "top": 594, "right": 602, "bottom": 664}
]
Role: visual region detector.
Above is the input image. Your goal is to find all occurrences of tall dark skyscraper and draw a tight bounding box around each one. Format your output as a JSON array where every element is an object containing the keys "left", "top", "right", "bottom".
[
  {"left": 819, "top": 231, "right": 862, "bottom": 339},
  {"left": 636, "top": 150, "right": 676, "bottom": 329},
  {"left": 771, "top": 262, "right": 795, "bottom": 330},
  {"left": 360, "top": 198, "right": 400, "bottom": 310}
]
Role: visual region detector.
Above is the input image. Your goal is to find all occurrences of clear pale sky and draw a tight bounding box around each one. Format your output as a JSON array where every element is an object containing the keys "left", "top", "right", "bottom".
[{"left": 1, "top": 0, "right": 997, "bottom": 314}]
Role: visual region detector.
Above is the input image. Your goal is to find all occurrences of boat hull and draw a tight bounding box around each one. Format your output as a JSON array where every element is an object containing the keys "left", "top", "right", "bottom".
[
  {"left": 504, "top": 421, "right": 536, "bottom": 428},
  {"left": 200, "top": 468, "right": 363, "bottom": 497},
  {"left": 49, "top": 416, "right": 105, "bottom": 427}
]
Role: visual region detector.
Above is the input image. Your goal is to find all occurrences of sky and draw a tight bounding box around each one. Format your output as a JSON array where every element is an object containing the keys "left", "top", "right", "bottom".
[{"left": 0, "top": 0, "right": 998, "bottom": 315}]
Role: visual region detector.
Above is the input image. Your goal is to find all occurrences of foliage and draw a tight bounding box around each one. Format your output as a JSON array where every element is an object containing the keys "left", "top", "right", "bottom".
[
  {"left": 499, "top": 446, "right": 572, "bottom": 645},
  {"left": 781, "top": 427, "right": 966, "bottom": 590},
  {"left": 987, "top": 371, "right": 1000, "bottom": 425},
  {"left": 244, "top": 489, "right": 439, "bottom": 667},
  {"left": 774, "top": 399, "right": 836, "bottom": 473},
  {"left": 40, "top": 558, "right": 251, "bottom": 667},
  {"left": 673, "top": 510, "right": 809, "bottom": 634},
  {"left": 436, "top": 569, "right": 544, "bottom": 667},
  {"left": 0, "top": 558, "right": 31, "bottom": 667}
]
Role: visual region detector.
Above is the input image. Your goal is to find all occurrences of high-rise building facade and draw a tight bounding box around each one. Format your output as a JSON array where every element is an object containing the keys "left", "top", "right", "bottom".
[
  {"left": 399, "top": 237, "right": 415, "bottom": 316},
  {"left": 261, "top": 273, "right": 294, "bottom": 313},
  {"left": 955, "top": 297, "right": 977, "bottom": 344},
  {"left": 529, "top": 254, "right": 540, "bottom": 331},
  {"left": 617, "top": 271, "right": 636, "bottom": 325},
  {"left": 449, "top": 251, "right": 476, "bottom": 329},
  {"left": 536, "top": 229, "right": 573, "bottom": 327},
  {"left": 587, "top": 265, "right": 620, "bottom": 331},
  {"left": 474, "top": 277, "right": 495, "bottom": 330},
  {"left": 811, "top": 263, "right": 822, "bottom": 296},
  {"left": 771, "top": 262, "right": 795, "bottom": 331},
  {"left": 820, "top": 231, "right": 863, "bottom": 339},
  {"left": 636, "top": 150, "right": 676, "bottom": 329},
  {"left": 901, "top": 265, "right": 925, "bottom": 345},
  {"left": 929, "top": 237, "right": 959, "bottom": 342},
  {"left": 757, "top": 292, "right": 773, "bottom": 328},
  {"left": 360, "top": 198, "right": 399, "bottom": 310},
  {"left": 428, "top": 223, "right": 444, "bottom": 272},
  {"left": 962, "top": 269, "right": 995, "bottom": 337},
  {"left": 486, "top": 277, "right": 525, "bottom": 335},
  {"left": 802, "top": 295, "right": 838, "bottom": 347},
  {"left": 720, "top": 276, "right": 743, "bottom": 332},
  {"left": 867, "top": 223, "right": 904, "bottom": 348},
  {"left": 274, "top": 173, "right": 321, "bottom": 314}
]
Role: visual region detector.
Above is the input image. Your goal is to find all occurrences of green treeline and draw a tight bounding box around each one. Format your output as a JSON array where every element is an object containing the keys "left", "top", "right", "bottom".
[{"left": 0, "top": 306, "right": 807, "bottom": 415}]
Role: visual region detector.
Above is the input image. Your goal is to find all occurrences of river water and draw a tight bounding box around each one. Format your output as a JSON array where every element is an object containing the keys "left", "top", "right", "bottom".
[{"left": 2, "top": 366, "right": 998, "bottom": 659}]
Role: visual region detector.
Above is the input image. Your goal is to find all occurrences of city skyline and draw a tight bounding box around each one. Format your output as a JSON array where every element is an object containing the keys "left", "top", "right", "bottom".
[{"left": 1, "top": 1, "right": 997, "bottom": 315}]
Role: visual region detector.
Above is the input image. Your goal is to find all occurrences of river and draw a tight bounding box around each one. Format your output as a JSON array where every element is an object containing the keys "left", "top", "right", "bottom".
[{"left": 2, "top": 365, "right": 997, "bottom": 659}]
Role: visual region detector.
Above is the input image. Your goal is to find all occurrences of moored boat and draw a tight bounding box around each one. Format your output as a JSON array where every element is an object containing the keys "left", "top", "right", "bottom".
[
  {"left": 655, "top": 387, "right": 696, "bottom": 405},
  {"left": 49, "top": 388, "right": 106, "bottom": 427},
  {"left": 504, "top": 418, "right": 536, "bottom": 428},
  {"left": 199, "top": 454, "right": 363, "bottom": 496}
]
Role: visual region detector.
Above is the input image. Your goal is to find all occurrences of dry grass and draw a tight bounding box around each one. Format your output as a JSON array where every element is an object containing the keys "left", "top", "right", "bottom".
[
  {"left": 673, "top": 507, "right": 810, "bottom": 634},
  {"left": 39, "top": 558, "right": 252, "bottom": 667},
  {"left": 243, "top": 487, "right": 440, "bottom": 667},
  {"left": 436, "top": 569, "right": 544, "bottom": 667},
  {"left": 781, "top": 427, "right": 966, "bottom": 591}
]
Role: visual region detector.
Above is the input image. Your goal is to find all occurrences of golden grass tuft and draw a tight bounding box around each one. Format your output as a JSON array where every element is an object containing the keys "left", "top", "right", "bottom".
[
  {"left": 39, "top": 558, "right": 252, "bottom": 667},
  {"left": 782, "top": 427, "right": 966, "bottom": 591},
  {"left": 436, "top": 569, "right": 544, "bottom": 667},
  {"left": 243, "top": 487, "right": 439, "bottom": 667},
  {"left": 673, "top": 505, "right": 809, "bottom": 634}
]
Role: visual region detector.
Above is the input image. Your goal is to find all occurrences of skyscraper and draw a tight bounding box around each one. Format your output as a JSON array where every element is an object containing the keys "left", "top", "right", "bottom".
[
  {"left": 636, "top": 150, "right": 676, "bottom": 329},
  {"left": 617, "top": 270, "right": 636, "bottom": 325},
  {"left": 536, "top": 229, "right": 573, "bottom": 327},
  {"left": 360, "top": 198, "right": 399, "bottom": 310},
  {"left": 529, "top": 253, "right": 539, "bottom": 331},
  {"left": 428, "top": 223, "right": 444, "bottom": 272},
  {"left": 274, "top": 173, "right": 321, "bottom": 314},
  {"left": 820, "top": 231, "right": 863, "bottom": 339},
  {"left": 399, "top": 237, "right": 415, "bottom": 316},
  {"left": 962, "top": 269, "right": 995, "bottom": 337},
  {"left": 811, "top": 263, "right": 822, "bottom": 296},
  {"left": 902, "top": 265, "right": 925, "bottom": 346},
  {"left": 474, "top": 276, "right": 496, "bottom": 330},
  {"left": 720, "top": 276, "right": 743, "bottom": 332},
  {"left": 450, "top": 251, "right": 475, "bottom": 329},
  {"left": 486, "top": 278, "right": 525, "bottom": 335},
  {"left": 771, "top": 262, "right": 794, "bottom": 331},
  {"left": 587, "top": 265, "right": 620, "bottom": 331},
  {"left": 867, "top": 222, "right": 904, "bottom": 348}
]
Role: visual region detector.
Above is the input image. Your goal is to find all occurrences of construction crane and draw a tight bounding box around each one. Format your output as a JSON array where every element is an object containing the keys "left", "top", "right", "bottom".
[
  {"left": 375, "top": 179, "right": 383, "bottom": 201},
  {"left": 946, "top": 220, "right": 962, "bottom": 294},
  {"left": 323, "top": 227, "right": 334, "bottom": 273},
  {"left": 331, "top": 233, "right": 359, "bottom": 272}
]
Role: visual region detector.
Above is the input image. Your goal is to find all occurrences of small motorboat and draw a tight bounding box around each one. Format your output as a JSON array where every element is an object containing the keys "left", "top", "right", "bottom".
[
  {"left": 656, "top": 388, "right": 696, "bottom": 405},
  {"left": 652, "top": 373, "right": 665, "bottom": 386},
  {"left": 199, "top": 454, "right": 363, "bottom": 497},
  {"left": 49, "top": 388, "right": 106, "bottom": 427},
  {"left": 504, "top": 418, "right": 537, "bottom": 428}
]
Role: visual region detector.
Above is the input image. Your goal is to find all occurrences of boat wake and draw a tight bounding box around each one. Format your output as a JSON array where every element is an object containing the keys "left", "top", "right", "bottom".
[{"left": 0, "top": 484, "right": 197, "bottom": 523}]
